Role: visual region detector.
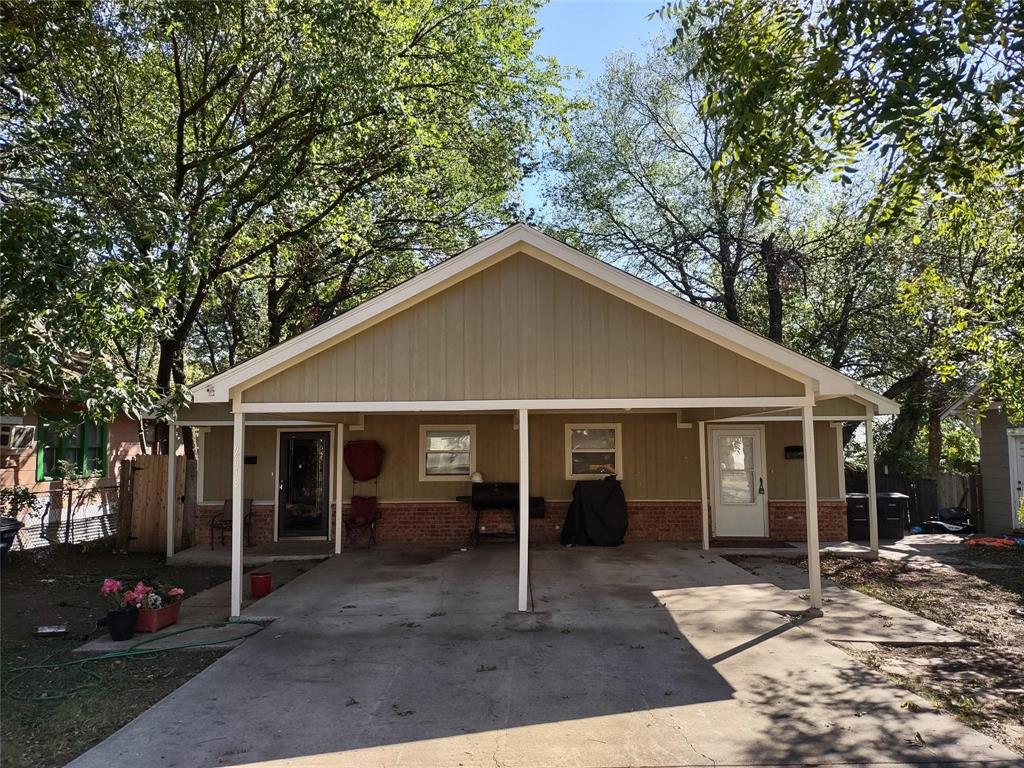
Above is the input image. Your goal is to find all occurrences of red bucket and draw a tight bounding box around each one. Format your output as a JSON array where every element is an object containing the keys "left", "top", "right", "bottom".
[{"left": 250, "top": 572, "right": 272, "bottom": 599}]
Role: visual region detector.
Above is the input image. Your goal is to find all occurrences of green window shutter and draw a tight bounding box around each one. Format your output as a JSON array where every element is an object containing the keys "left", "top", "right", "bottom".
[
  {"left": 36, "top": 422, "right": 48, "bottom": 482},
  {"left": 36, "top": 419, "right": 58, "bottom": 481}
]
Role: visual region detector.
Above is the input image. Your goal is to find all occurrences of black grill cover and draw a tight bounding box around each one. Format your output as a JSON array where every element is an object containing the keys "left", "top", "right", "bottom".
[{"left": 560, "top": 478, "right": 627, "bottom": 546}]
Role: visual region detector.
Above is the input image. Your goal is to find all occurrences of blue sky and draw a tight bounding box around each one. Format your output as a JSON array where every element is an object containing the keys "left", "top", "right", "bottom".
[
  {"left": 534, "top": 0, "right": 661, "bottom": 93},
  {"left": 521, "top": 0, "right": 667, "bottom": 214}
]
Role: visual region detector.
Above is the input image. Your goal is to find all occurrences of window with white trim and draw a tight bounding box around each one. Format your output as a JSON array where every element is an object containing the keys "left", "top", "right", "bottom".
[
  {"left": 565, "top": 423, "right": 622, "bottom": 480},
  {"left": 419, "top": 425, "right": 476, "bottom": 481}
]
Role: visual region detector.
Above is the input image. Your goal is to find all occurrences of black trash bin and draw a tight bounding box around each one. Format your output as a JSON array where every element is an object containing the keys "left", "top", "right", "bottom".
[
  {"left": 0, "top": 516, "right": 25, "bottom": 566},
  {"left": 876, "top": 492, "right": 909, "bottom": 539},
  {"left": 846, "top": 493, "right": 870, "bottom": 541}
]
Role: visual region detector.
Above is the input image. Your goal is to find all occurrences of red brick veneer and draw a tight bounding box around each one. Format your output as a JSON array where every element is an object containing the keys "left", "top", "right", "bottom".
[
  {"left": 768, "top": 501, "right": 847, "bottom": 542},
  {"left": 337, "top": 500, "right": 704, "bottom": 546},
  {"left": 191, "top": 499, "right": 847, "bottom": 547},
  {"left": 194, "top": 503, "right": 274, "bottom": 548}
]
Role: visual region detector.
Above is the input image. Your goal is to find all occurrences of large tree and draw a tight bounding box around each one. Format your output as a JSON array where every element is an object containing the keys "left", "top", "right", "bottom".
[
  {"left": 545, "top": 41, "right": 774, "bottom": 330},
  {"left": 2, "top": 0, "right": 562, "bottom": 427},
  {"left": 662, "top": 0, "right": 1024, "bottom": 417},
  {"left": 545, "top": 27, "right": 987, "bottom": 473}
]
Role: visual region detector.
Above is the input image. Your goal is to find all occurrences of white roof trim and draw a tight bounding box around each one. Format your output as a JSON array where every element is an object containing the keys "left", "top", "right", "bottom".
[
  {"left": 940, "top": 386, "right": 983, "bottom": 419},
  {"left": 190, "top": 223, "right": 899, "bottom": 414}
]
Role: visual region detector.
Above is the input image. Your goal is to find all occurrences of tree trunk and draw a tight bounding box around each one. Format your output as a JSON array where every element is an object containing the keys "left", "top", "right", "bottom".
[
  {"left": 718, "top": 229, "right": 740, "bottom": 323},
  {"left": 267, "top": 244, "right": 285, "bottom": 346},
  {"left": 153, "top": 338, "right": 178, "bottom": 454},
  {"left": 761, "top": 235, "right": 783, "bottom": 342},
  {"left": 927, "top": 400, "right": 942, "bottom": 478},
  {"left": 171, "top": 354, "right": 195, "bottom": 461}
]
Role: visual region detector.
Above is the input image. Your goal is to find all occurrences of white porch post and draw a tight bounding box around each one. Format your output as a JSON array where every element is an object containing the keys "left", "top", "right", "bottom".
[
  {"left": 518, "top": 408, "right": 530, "bottom": 612},
  {"left": 165, "top": 421, "right": 177, "bottom": 559},
  {"left": 801, "top": 404, "right": 823, "bottom": 610},
  {"left": 865, "top": 406, "right": 879, "bottom": 555},
  {"left": 335, "top": 422, "right": 346, "bottom": 555},
  {"left": 230, "top": 408, "right": 245, "bottom": 618},
  {"left": 698, "top": 421, "right": 710, "bottom": 550}
]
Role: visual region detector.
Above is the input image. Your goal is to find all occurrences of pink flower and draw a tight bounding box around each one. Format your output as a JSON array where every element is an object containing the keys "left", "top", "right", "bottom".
[
  {"left": 168, "top": 587, "right": 184, "bottom": 597},
  {"left": 122, "top": 591, "right": 137, "bottom": 607},
  {"left": 100, "top": 578, "right": 123, "bottom": 596},
  {"left": 129, "top": 582, "right": 151, "bottom": 603}
]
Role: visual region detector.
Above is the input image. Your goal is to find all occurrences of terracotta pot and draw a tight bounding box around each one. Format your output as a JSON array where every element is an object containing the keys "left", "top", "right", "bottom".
[
  {"left": 104, "top": 608, "right": 139, "bottom": 641},
  {"left": 135, "top": 601, "right": 181, "bottom": 633}
]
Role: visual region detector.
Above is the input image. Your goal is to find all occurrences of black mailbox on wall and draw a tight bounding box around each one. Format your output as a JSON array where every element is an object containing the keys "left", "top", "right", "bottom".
[{"left": 784, "top": 445, "right": 804, "bottom": 460}]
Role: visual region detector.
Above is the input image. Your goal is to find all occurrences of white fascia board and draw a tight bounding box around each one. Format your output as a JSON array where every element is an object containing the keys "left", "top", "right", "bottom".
[
  {"left": 712, "top": 414, "right": 873, "bottom": 422},
  {"left": 939, "top": 386, "right": 982, "bottom": 420},
  {"left": 238, "top": 396, "right": 811, "bottom": 414},
  {"left": 173, "top": 419, "right": 336, "bottom": 426}
]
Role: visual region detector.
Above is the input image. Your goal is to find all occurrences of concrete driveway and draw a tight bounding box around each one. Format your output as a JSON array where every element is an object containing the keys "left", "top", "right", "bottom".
[{"left": 69, "top": 544, "right": 1018, "bottom": 767}]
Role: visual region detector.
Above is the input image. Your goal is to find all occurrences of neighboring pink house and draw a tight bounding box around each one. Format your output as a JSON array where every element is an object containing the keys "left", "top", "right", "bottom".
[{"left": 0, "top": 400, "right": 147, "bottom": 549}]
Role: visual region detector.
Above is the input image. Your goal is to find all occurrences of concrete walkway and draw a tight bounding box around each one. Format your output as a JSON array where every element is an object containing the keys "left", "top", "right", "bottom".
[
  {"left": 168, "top": 541, "right": 334, "bottom": 567},
  {"left": 75, "top": 559, "right": 327, "bottom": 655},
  {"left": 68, "top": 544, "right": 1019, "bottom": 767}
]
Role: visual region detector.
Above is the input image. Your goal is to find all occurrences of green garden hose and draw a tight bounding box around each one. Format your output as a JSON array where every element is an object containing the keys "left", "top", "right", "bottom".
[{"left": 3, "top": 620, "right": 267, "bottom": 702}]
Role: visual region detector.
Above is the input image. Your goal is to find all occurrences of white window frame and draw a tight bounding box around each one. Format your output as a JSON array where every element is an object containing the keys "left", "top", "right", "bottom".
[
  {"left": 565, "top": 422, "right": 623, "bottom": 480},
  {"left": 419, "top": 424, "right": 476, "bottom": 482}
]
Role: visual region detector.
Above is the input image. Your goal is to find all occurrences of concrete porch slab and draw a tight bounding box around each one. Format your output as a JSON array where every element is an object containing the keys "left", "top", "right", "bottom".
[
  {"left": 74, "top": 621, "right": 264, "bottom": 655},
  {"left": 708, "top": 540, "right": 891, "bottom": 558},
  {"left": 168, "top": 540, "right": 334, "bottom": 567}
]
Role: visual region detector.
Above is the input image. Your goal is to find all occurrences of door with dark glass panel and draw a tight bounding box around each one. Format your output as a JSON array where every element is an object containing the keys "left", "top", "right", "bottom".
[{"left": 278, "top": 431, "right": 331, "bottom": 538}]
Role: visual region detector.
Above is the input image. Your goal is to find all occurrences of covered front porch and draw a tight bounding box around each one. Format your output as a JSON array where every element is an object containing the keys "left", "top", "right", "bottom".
[
  {"left": 166, "top": 397, "right": 888, "bottom": 618},
  {"left": 164, "top": 227, "right": 900, "bottom": 620}
]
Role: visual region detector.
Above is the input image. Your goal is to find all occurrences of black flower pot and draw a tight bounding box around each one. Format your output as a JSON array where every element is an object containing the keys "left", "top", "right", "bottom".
[{"left": 102, "top": 608, "right": 138, "bottom": 641}]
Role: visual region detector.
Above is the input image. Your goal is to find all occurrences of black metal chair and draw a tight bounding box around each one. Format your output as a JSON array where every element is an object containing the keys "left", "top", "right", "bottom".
[{"left": 210, "top": 498, "right": 253, "bottom": 549}]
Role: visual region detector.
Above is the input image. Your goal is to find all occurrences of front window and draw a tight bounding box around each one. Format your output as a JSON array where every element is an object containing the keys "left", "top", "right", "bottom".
[
  {"left": 419, "top": 425, "right": 476, "bottom": 481},
  {"left": 565, "top": 423, "right": 622, "bottom": 480},
  {"left": 36, "top": 418, "right": 108, "bottom": 481},
  {"left": 717, "top": 435, "right": 756, "bottom": 503}
]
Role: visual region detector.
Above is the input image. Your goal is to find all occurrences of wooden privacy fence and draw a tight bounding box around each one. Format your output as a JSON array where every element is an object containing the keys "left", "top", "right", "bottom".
[
  {"left": 117, "top": 454, "right": 197, "bottom": 553},
  {"left": 845, "top": 467, "right": 982, "bottom": 526}
]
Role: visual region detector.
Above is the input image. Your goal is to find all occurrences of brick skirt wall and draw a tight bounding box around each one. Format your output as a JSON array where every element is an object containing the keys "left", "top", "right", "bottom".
[
  {"left": 343, "top": 500, "right": 703, "bottom": 546},
  {"left": 195, "top": 504, "right": 274, "bottom": 548},
  {"left": 768, "top": 501, "right": 847, "bottom": 542},
  {"left": 192, "top": 499, "right": 847, "bottom": 548}
]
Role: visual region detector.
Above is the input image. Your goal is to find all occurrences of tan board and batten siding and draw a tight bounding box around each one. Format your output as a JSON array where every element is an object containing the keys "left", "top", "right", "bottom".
[
  {"left": 199, "top": 414, "right": 840, "bottom": 504},
  {"left": 242, "top": 252, "right": 803, "bottom": 403}
]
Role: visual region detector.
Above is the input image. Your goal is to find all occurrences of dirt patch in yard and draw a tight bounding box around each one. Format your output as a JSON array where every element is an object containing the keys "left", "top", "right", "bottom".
[
  {"left": 0, "top": 543, "right": 316, "bottom": 768},
  {"left": 729, "top": 545, "right": 1024, "bottom": 756}
]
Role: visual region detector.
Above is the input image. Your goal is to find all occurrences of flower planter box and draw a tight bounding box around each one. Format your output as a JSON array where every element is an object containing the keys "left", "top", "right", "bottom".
[{"left": 135, "top": 601, "right": 182, "bottom": 633}]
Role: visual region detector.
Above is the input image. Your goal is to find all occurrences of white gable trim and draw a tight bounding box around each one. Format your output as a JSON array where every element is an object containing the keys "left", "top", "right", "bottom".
[{"left": 191, "top": 224, "right": 898, "bottom": 414}]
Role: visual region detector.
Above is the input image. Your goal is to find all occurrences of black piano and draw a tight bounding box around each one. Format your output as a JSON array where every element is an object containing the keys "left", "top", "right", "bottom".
[{"left": 456, "top": 482, "right": 545, "bottom": 544}]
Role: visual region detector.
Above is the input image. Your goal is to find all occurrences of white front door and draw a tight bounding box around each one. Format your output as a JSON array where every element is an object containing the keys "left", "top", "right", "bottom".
[{"left": 710, "top": 426, "right": 767, "bottom": 537}]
